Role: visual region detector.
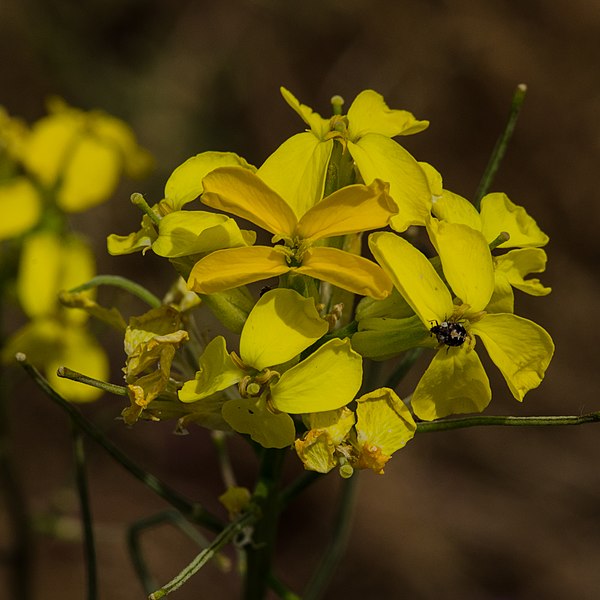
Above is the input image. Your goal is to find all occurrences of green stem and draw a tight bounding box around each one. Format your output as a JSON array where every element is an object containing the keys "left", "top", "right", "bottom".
[
  {"left": 128, "top": 510, "right": 227, "bottom": 595},
  {"left": 212, "top": 431, "right": 237, "bottom": 489},
  {"left": 474, "top": 83, "right": 527, "bottom": 209},
  {"left": 303, "top": 474, "right": 359, "bottom": 600},
  {"left": 69, "top": 275, "right": 162, "bottom": 309},
  {"left": 16, "top": 354, "right": 223, "bottom": 533},
  {"left": 131, "top": 192, "right": 162, "bottom": 226},
  {"left": 416, "top": 411, "right": 600, "bottom": 433},
  {"left": 243, "top": 448, "right": 287, "bottom": 600},
  {"left": 149, "top": 508, "right": 260, "bottom": 599},
  {"left": 71, "top": 425, "right": 97, "bottom": 600},
  {"left": 58, "top": 367, "right": 129, "bottom": 396}
]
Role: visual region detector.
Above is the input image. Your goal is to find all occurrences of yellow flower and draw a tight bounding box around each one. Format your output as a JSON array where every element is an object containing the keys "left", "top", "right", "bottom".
[
  {"left": 257, "top": 88, "right": 431, "bottom": 231},
  {"left": 187, "top": 167, "right": 396, "bottom": 299},
  {"left": 107, "top": 151, "right": 254, "bottom": 256},
  {"left": 179, "top": 289, "right": 363, "bottom": 448},
  {"left": 370, "top": 221, "right": 554, "bottom": 420},
  {"left": 295, "top": 388, "right": 416, "bottom": 475}
]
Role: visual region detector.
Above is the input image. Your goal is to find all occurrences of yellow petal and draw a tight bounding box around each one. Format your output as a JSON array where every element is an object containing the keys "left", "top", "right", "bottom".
[
  {"left": 279, "top": 87, "right": 330, "bottom": 138},
  {"left": 494, "top": 248, "right": 551, "bottom": 297},
  {"left": 412, "top": 347, "right": 491, "bottom": 420},
  {"left": 296, "top": 179, "right": 397, "bottom": 240},
  {"left": 202, "top": 166, "right": 297, "bottom": 236},
  {"left": 432, "top": 189, "right": 482, "bottom": 231},
  {"left": 107, "top": 214, "right": 158, "bottom": 256},
  {"left": 270, "top": 338, "right": 362, "bottom": 414},
  {"left": 354, "top": 387, "right": 416, "bottom": 473},
  {"left": 347, "top": 90, "right": 429, "bottom": 139},
  {"left": 222, "top": 395, "right": 296, "bottom": 448},
  {"left": 187, "top": 246, "right": 289, "bottom": 294},
  {"left": 480, "top": 193, "right": 549, "bottom": 248},
  {"left": 240, "top": 289, "right": 327, "bottom": 370},
  {"left": 297, "top": 246, "right": 392, "bottom": 300},
  {"left": 258, "top": 133, "right": 333, "bottom": 217},
  {"left": 369, "top": 231, "right": 454, "bottom": 325},
  {"left": 164, "top": 152, "right": 254, "bottom": 210},
  {"left": 419, "top": 161, "right": 443, "bottom": 197},
  {"left": 349, "top": 135, "right": 431, "bottom": 231},
  {"left": 0, "top": 178, "right": 41, "bottom": 239},
  {"left": 471, "top": 313, "right": 554, "bottom": 401},
  {"left": 152, "top": 211, "right": 254, "bottom": 258},
  {"left": 295, "top": 408, "right": 355, "bottom": 473},
  {"left": 427, "top": 219, "right": 494, "bottom": 313},
  {"left": 57, "top": 136, "right": 120, "bottom": 211},
  {"left": 179, "top": 336, "right": 244, "bottom": 402}
]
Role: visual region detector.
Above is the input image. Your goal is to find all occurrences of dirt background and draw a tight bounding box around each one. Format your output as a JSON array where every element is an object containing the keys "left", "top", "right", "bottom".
[{"left": 1, "top": 0, "right": 599, "bottom": 599}]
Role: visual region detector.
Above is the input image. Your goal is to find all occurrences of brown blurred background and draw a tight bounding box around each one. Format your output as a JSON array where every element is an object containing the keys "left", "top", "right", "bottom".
[{"left": 1, "top": 0, "right": 599, "bottom": 598}]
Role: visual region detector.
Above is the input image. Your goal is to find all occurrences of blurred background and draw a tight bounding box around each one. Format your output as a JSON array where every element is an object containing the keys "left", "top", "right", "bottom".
[{"left": 1, "top": 0, "right": 599, "bottom": 598}]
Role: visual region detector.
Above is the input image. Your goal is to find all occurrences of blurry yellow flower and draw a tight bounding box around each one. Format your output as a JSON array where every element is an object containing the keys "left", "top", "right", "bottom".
[
  {"left": 187, "top": 167, "right": 396, "bottom": 299},
  {"left": 22, "top": 98, "right": 152, "bottom": 212}
]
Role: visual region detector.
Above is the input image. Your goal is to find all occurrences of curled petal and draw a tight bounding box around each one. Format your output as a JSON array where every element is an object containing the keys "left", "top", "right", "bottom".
[
  {"left": 354, "top": 388, "right": 416, "bottom": 473},
  {"left": 494, "top": 248, "right": 551, "bottom": 296},
  {"left": 202, "top": 167, "right": 297, "bottom": 237},
  {"left": 240, "top": 288, "right": 328, "bottom": 370},
  {"left": 179, "top": 336, "right": 244, "bottom": 402},
  {"left": 279, "top": 87, "right": 330, "bottom": 138},
  {"left": 187, "top": 246, "right": 289, "bottom": 294},
  {"left": 369, "top": 231, "right": 453, "bottom": 325},
  {"left": 165, "top": 152, "right": 254, "bottom": 210},
  {"left": 471, "top": 313, "right": 554, "bottom": 401},
  {"left": 297, "top": 246, "right": 393, "bottom": 300},
  {"left": 347, "top": 90, "right": 429, "bottom": 139},
  {"left": 270, "top": 338, "right": 362, "bottom": 414},
  {"left": 412, "top": 347, "right": 492, "bottom": 420},
  {"left": 297, "top": 179, "right": 397, "bottom": 241},
  {"left": 480, "top": 193, "right": 549, "bottom": 248}
]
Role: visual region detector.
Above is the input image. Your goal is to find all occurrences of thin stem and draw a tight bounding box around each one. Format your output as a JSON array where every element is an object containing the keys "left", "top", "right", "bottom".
[
  {"left": 71, "top": 425, "right": 97, "bottom": 600},
  {"left": 128, "top": 510, "right": 229, "bottom": 595},
  {"left": 16, "top": 354, "right": 223, "bottom": 533},
  {"left": 149, "top": 508, "right": 260, "bottom": 599},
  {"left": 474, "top": 83, "right": 527, "bottom": 209},
  {"left": 416, "top": 411, "right": 600, "bottom": 433},
  {"left": 69, "top": 275, "right": 162, "bottom": 309},
  {"left": 58, "top": 367, "right": 129, "bottom": 396},
  {"left": 268, "top": 574, "right": 302, "bottom": 600},
  {"left": 131, "top": 192, "right": 161, "bottom": 226},
  {"left": 303, "top": 474, "right": 359, "bottom": 600},
  {"left": 243, "top": 448, "right": 287, "bottom": 600}
]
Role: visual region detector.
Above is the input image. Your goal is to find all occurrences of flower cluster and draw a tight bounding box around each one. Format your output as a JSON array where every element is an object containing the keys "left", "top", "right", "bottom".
[
  {"left": 1, "top": 99, "right": 152, "bottom": 400},
  {"left": 101, "top": 87, "right": 554, "bottom": 475}
]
